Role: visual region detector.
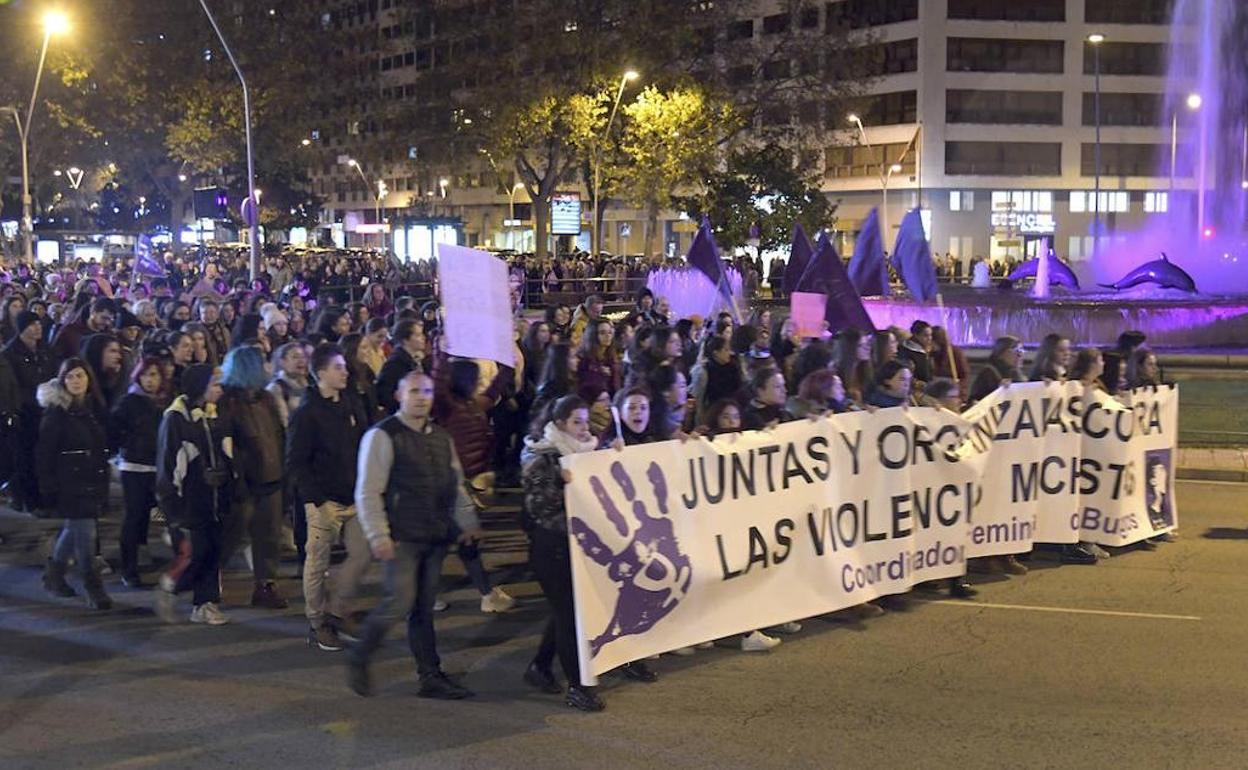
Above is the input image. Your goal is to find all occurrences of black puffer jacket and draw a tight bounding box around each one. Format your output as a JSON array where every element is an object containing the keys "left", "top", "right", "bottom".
[
  {"left": 35, "top": 380, "right": 108, "bottom": 518},
  {"left": 108, "top": 389, "right": 163, "bottom": 467},
  {"left": 286, "top": 386, "right": 368, "bottom": 507},
  {"left": 520, "top": 447, "right": 567, "bottom": 533}
]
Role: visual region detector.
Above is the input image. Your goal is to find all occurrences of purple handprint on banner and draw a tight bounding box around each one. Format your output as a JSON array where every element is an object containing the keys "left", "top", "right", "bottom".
[{"left": 570, "top": 460, "right": 692, "bottom": 656}]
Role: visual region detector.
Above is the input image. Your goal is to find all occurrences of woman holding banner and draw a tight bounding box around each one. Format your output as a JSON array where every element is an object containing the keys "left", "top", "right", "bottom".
[{"left": 521, "top": 395, "right": 610, "bottom": 711}]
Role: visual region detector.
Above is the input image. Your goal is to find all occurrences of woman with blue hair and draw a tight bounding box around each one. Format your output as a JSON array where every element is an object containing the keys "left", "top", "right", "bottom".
[{"left": 215, "top": 345, "right": 289, "bottom": 609}]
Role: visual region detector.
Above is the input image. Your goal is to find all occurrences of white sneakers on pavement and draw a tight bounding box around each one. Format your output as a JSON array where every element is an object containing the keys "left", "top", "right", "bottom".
[
  {"left": 741, "top": 630, "right": 782, "bottom": 652},
  {"left": 190, "top": 602, "right": 229, "bottom": 626},
  {"left": 480, "top": 587, "right": 516, "bottom": 613}
]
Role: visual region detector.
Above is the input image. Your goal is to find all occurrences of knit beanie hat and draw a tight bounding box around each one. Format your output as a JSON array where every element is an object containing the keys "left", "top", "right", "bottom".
[
  {"left": 118, "top": 308, "right": 142, "bottom": 330},
  {"left": 262, "top": 308, "right": 288, "bottom": 331},
  {"left": 181, "top": 364, "right": 215, "bottom": 402},
  {"left": 15, "top": 310, "right": 41, "bottom": 335}
]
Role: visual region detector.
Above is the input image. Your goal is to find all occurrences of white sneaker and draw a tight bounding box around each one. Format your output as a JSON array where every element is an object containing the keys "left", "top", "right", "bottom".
[
  {"left": 1087, "top": 543, "right": 1111, "bottom": 559},
  {"left": 190, "top": 602, "right": 229, "bottom": 626},
  {"left": 770, "top": 621, "right": 802, "bottom": 635},
  {"left": 696, "top": 641, "right": 715, "bottom": 650},
  {"left": 433, "top": 598, "right": 449, "bottom": 612},
  {"left": 154, "top": 590, "right": 178, "bottom": 624},
  {"left": 741, "top": 630, "right": 782, "bottom": 652},
  {"left": 158, "top": 573, "right": 176, "bottom": 593},
  {"left": 93, "top": 555, "right": 114, "bottom": 575},
  {"left": 670, "top": 646, "right": 696, "bottom": 656},
  {"left": 480, "top": 587, "right": 516, "bottom": 613}
]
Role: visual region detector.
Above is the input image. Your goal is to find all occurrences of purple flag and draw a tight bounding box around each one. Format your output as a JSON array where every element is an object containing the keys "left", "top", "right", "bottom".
[
  {"left": 686, "top": 218, "right": 733, "bottom": 306},
  {"left": 849, "top": 208, "right": 890, "bottom": 296},
  {"left": 134, "top": 235, "right": 164, "bottom": 277},
  {"left": 795, "top": 233, "right": 874, "bottom": 333},
  {"left": 782, "top": 223, "right": 814, "bottom": 295},
  {"left": 892, "top": 208, "right": 938, "bottom": 302}
]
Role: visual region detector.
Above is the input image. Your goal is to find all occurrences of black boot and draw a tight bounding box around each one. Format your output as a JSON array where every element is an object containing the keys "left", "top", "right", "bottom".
[
  {"left": 83, "top": 572, "right": 114, "bottom": 610},
  {"left": 619, "top": 661, "right": 659, "bottom": 682},
  {"left": 42, "top": 559, "right": 77, "bottom": 598},
  {"left": 523, "top": 662, "right": 562, "bottom": 694},
  {"left": 948, "top": 578, "right": 978, "bottom": 599},
  {"left": 566, "top": 684, "right": 605, "bottom": 712}
]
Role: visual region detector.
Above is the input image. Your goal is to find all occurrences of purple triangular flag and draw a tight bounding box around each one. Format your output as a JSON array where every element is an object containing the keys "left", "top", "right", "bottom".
[
  {"left": 795, "top": 234, "right": 874, "bottom": 333},
  {"left": 782, "top": 223, "right": 814, "bottom": 295},
  {"left": 892, "top": 208, "right": 938, "bottom": 302},
  {"left": 686, "top": 218, "right": 733, "bottom": 307},
  {"left": 849, "top": 208, "right": 890, "bottom": 296}
]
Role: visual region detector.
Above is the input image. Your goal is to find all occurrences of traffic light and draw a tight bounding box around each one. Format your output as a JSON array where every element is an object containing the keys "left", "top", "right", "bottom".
[{"left": 193, "top": 186, "right": 230, "bottom": 220}]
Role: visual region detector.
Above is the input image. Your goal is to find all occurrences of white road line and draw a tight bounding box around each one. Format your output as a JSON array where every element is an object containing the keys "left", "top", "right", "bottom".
[{"left": 925, "top": 600, "right": 1202, "bottom": 621}]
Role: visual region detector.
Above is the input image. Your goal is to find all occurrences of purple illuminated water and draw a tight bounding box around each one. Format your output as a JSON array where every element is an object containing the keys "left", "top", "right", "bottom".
[
  {"left": 1094, "top": 0, "right": 1248, "bottom": 293},
  {"left": 647, "top": 267, "right": 743, "bottom": 321}
]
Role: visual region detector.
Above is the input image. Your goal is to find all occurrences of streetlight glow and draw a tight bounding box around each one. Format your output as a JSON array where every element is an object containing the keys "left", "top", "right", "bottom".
[
  {"left": 301, "top": 138, "right": 311, "bottom": 146},
  {"left": 68, "top": 166, "right": 80, "bottom": 175},
  {"left": 1186, "top": 93, "right": 1203, "bottom": 110},
  {"left": 623, "top": 70, "right": 639, "bottom": 81},
  {"left": 846, "top": 113, "right": 860, "bottom": 124},
  {"left": 1087, "top": 33, "right": 1105, "bottom": 44},
  {"left": 347, "top": 158, "right": 358, "bottom": 167},
  {"left": 890, "top": 163, "right": 903, "bottom": 173},
  {"left": 43, "top": 10, "right": 71, "bottom": 36}
]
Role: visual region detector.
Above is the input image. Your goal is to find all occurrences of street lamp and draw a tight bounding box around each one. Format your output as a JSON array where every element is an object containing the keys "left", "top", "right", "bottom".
[
  {"left": 1169, "top": 92, "right": 1202, "bottom": 193},
  {"left": 199, "top": 0, "right": 260, "bottom": 280},
  {"left": 849, "top": 114, "right": 909, "bottom": 237},
  {"left": 1088, "top": 33, "right": 1104, "bottom": 262},
  {"left": 346, "top": 158, "right": 387, "bottom": 253},
  {"left": 6, "top": 9, "right": 71, "bottom": 262},
  {"left": 592, "top": 69, "right": 639, "bottom": 255},
  {"left": 506, "top": 181, "right": 524, "bottom": 250}
]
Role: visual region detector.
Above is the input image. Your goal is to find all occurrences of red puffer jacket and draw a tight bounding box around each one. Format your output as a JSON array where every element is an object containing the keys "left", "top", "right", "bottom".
[{"left": 437, "top": 396, "right": 494, "bottom": 479}]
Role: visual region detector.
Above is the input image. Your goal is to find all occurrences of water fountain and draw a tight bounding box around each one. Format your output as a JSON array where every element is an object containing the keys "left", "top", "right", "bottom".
[{"left": 859, "top": 0, "right": 1248, "bottom": 347}]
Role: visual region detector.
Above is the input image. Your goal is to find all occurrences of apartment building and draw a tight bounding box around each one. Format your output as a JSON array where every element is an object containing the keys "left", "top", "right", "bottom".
[{"left": 307, "top": 0, "right": 1189, "bottom": 265}]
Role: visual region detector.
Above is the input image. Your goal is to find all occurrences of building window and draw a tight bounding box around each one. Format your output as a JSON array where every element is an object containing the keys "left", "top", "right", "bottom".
[
  {"left": 1085, "top": 0, "right": 1174, "bottom": 25},
  {"left": 991, "top": 191, "right": 1053, "bottom": 213},
  {"left": 825, "top": 142, "right": 916, "bottom": 179},
  {"left": 945, "top": 142, "right": 1062, "bottom": 176},
  {"left": 1080, "top": 143, "right": 1164, "bottom": 176},
  {"left": 762, "top": 13, "right": 789, "bottom": 35},
  {"left": 726, "top": 19, "right": 754, "bottom": 41},
  {"left": 1144, "top": 192, "right": 1169, "bottom": 213},
  {"left": 946, "top": 90, "right": 1063, "bottom": 125},
  {"left": 947, "top": 0, "right": 1064, "bottom": 22},
  {"left": 947, "top": 38, "right": 1064, "bottom": 74},
  {"left": 1082, "top": 92, "right": 1164, "bottom": 127},
  {"left": 950, "top": 191, "right": 975, "bottom": 212},
  {"left": 826, "top": 0, "right": 917, "bottom": 31},
  {"left": 1070, "top": 191, "right": 1130, "bottom": 213},
  {"left": 848, "top": 90, "right": 917, "bottom": 126},
  {"left": 1083, "top": 42, "right": 1167, "bottom": 76},
  {"left": 762, "top": 59, "right": 792, "bottom": 80},
  {"left": 857, "top": 38, "right": 918, "bottom": 76}
]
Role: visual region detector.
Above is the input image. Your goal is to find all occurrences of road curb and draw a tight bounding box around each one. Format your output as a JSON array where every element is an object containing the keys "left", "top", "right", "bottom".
[{"left": 1178, "top": 467, "right": 1248, "bottom": 483}]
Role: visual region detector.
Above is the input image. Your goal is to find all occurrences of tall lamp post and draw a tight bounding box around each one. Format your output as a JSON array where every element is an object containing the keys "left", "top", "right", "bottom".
[
  {"left": 848, "top": 112, "right": 911, "bottom": 238},
  {"left": 592, "top": 69, "right": 638, "bottom": 256},
  {"left": 6, "top": 10, "right": 70, "bottom": 263},
  {"left": 1170, "top": 93, "right": 1203, "bottom": 193},
  {"left": 506, "top": 181, "right": 524, "bottom": 250},
  {"left": 346, "top": 159, "right": 387, "bottom": 253},
  {"left": 199, "top": 0, "right": 260, "bottom": 280},
  {"left": 1088, "top": 33, "right": 1104, "bottom": 262}
]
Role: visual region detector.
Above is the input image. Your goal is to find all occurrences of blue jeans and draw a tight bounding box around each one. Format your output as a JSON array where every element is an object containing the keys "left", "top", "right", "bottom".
[
  {"left": 351, "top": 541, "right": 448, "bottom": 677},
  {"left": 52, "top": 519, "right": 97, "bottom": 579}
]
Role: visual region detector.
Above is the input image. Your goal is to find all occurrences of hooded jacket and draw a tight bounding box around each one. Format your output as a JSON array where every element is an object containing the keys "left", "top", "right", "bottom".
[
  {"left": 36, "top": 379, "right": 109, "bottom": 518},
  {"left": 156, "top": 395, "right": 230, "bottom": 529},
  {"left": 108, "top": 388, "right": 163, "bottom": 469}
]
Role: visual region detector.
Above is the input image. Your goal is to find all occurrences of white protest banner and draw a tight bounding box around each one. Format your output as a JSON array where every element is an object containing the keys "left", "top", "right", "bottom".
[
  {"left": 959, "top": 381, "right": 1084, "bottom": 556},
  {"left": 435, "top": 244, "right": 514, "bottom": 365},
  {"left": 562, "top": 406, "right": 984, "bottom": 684},
  {"left": 1076, "top": 384, "right": 1179, "bottom": 545}
]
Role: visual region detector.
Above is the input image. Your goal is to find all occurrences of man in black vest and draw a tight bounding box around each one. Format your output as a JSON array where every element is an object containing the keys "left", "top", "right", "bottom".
[{"left": 348, "top": 370, "right": 482, "bottom": 699}]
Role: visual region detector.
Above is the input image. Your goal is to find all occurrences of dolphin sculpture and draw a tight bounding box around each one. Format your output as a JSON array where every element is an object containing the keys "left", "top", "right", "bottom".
[
  {"left": 1100, "top": 253, "right": 1197, "bottom": 293},
  {"left": 1006, "top": 252, "right": 1081, "bottom": 290}
]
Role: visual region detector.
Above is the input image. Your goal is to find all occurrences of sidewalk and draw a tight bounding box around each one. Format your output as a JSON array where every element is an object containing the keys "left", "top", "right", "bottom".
[{"left": 1177, "top": 447, "right": 1248, "bottom": 482}]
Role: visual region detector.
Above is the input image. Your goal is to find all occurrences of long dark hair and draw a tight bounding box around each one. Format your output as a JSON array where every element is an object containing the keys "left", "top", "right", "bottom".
[
  {"left": 537, "top": 342, "right": 573, "bottom": 396},
  {"left": 528, "top": 393, "right": 588, "bottom": 440},
  {"left": 1029, "top": 333, "right": 1068, "bottom": 382}
]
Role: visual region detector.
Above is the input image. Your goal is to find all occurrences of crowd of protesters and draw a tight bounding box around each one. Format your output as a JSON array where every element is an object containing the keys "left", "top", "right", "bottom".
[{"left": 0, "top": 250, "right": 1172, "bottom": 712}]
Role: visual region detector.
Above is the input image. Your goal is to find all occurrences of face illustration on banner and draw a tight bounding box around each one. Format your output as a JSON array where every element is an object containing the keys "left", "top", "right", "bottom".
[
  {"left": 1144, "top": 449, "right": 1174, "bottom": 530},
  {"left": 569, "top": 460, "right": 692, "bottom": 656}
]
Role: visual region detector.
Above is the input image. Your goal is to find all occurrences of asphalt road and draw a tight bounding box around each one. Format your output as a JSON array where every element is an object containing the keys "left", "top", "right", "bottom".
[{"left": 1, "top": 479, "right": 1246, "bottom": 770}]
